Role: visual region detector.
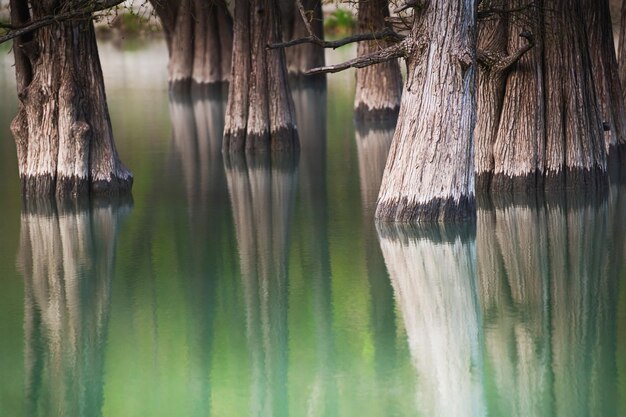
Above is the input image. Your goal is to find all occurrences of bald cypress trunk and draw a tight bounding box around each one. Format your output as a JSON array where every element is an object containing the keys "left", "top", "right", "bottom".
[
  {"left": 583, "top": 0, "right": 626, "bottom": 169},
  {"left": 150, "top": 0, "right": 233, "bottom": 93},
  {"left": 223, "top": 0, "right": 298, "bottom": 154},
  {"left": 354, "top": 0, "right": 402, "bottom": 121},
  {"left": 376, "top": 0, "right": 476, "bottom": 222},
  {"left": 284, "top": 0, "right": 325, "bottom": 76},
  {"left": 477, "top": 0, "right": 608, "bottom": 194},
  {"left": 10, "top": 0, "right": 132, "bottom": 199}
]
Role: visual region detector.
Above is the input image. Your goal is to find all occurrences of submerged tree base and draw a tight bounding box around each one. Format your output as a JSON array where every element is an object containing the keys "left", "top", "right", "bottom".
[
  {"left": 21, "top": 174, "right": 133, "bottom": 200},
  {"left": 376, "top": 195, "right": 477, "bottom": 223},
  {"left": 353, "top": 103, "right": 400, "bottom": 124}
]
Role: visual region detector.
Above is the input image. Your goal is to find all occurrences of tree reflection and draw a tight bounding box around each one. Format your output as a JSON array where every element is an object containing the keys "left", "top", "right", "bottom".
[
  {"left": 225, "top": 152, "right": 298, "bottom": 417},
  {"left": 355, "top": 120, "right": 398, "bottom": 380},
  {"left": 377, "top": 222, "right": 486, "bottom": 417},
  {"left": 18, "top": 197, "right": 130, "bottom": 417},
  {"left": 477, "top": 190, "right": 622, "bottom": 416}
]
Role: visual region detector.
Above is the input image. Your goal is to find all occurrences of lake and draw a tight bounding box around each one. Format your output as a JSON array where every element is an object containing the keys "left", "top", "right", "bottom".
[{"left": 0, "top": 41, "right": 625, "bottom": 417}]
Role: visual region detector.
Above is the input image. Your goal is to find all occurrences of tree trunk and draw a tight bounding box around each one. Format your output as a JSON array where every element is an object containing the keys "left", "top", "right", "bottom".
[
  {"left": 11, "top": 1, "right": 132, "bottom": 199},
  {"left": 376, "top": 0, "right": 477, "bottom": 222},
  {"left": 477, "top": 0, "right": 608, "bottom": 194},
  {"left": 284, "top": 0, "right": 325, "bottom": 77},
  {"left": 543, "top": 0, "right": 606, "bottom": 189},
  {"left": 223, "top": 0, "right": 298, "bottom": 154},
  {"left": 150, "top": 0, "right": 233, "bottom": 93},
  {"left": 584, "top": 0, "right": 626, "bottom": 171},
  {"left": 354, "top": 0, "right": 402, "bottom": 122}
]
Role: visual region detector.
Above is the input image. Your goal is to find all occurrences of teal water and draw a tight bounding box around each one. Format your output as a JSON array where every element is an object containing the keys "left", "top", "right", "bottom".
[{"left": 1, "top": 42, "right": 626, "bottom": 417}]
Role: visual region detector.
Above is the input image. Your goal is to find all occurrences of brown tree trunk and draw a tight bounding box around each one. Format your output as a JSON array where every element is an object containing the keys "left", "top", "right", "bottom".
[
  {"left": 150, "top": 0, "right": 233, "bottom": 93},
  {"left": 586, "top": 0, "right": 626, "bottom": 171},
  {"left": 284, "top": 0, "right": 325, "bottom": 77},
  {"left": 477, "top": 0, "right": 608, "bottom": 194},
  {"left": 376, "top": 0, "right": 477, "bottom": 222},
  {"left": 354, "top": 0, "right": 402, "bottom": 122},
  {"left": 11, "top": 1, "right": 132, "bottom": 199},
  {"left": 223, "top": 0, "right": 298, "bottom": 154}
]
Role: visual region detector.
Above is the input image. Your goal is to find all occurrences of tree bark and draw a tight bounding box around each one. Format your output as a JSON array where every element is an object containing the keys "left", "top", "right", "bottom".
[
  {"left": 284, "top": 0, "right": 325, "bottom": 77},
  {"left": 376, "top": 0, "right": 477, "bottom": 222},
  {"left": 354, "top": 0, "right": 403, "bottom": 122},
  {"left": 11, "top": 1, "right": 132, "bottom": 199},
  {"left": 223, "top": 0, "right": 298, "bottom": 154},
  {"left": 584, "top": 0, "right": 626, "bottom": 171},
  {"left": 477, "top": 0, "right": 608, "bottom": 194},
  {"left": 150, "top": 0, "right": 233, "bottom": 93}
]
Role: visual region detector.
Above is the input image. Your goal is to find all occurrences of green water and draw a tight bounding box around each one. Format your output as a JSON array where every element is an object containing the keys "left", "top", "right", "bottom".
[{"left": 1, "top": 42, "right": 626, "bottom": 417}]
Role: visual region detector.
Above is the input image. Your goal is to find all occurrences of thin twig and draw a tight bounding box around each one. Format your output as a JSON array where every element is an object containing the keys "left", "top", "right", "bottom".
[
  {"left": 0, "top": 0, "right": 125, "bottom": 45},
  {"left": 269, "top": 27, "right": 404, "bottom": 50},
  {"left": 305, "top": 39, "right": 410, "bottom": 75}
]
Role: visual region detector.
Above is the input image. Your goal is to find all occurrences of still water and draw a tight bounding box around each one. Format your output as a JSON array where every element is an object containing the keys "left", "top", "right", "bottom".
[{"left": 1, "top": 42, "right": 626, "bottom": 417}]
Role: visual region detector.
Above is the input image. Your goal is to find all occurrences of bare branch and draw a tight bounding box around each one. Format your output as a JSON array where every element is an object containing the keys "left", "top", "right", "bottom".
[
  {"left": 269, "top": 27, "right": 405, "bottom": 50},
  {"left": 305, "top": 39, "right": 411, "bottom": 75},
  {"left": 295, "top": 0, "right": 314, "bottom": 39},
  {"left": 478, "top": 31, "right": 535, "bottom": 72},
  {"left": 0, "top": 0, "right": 125, "bottom": 45}
]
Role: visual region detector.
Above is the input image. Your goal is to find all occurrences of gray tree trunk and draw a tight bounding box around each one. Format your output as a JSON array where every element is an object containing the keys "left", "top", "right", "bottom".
[
  {"left": 376, "top": 0, "right": 477, "bottom": 222},
  {"left": 354, "top": 0, "right": 402, "bottom": 121},
  {"left": 150, "top": 0, "right": 233, "bottom": 93},
  {"left": 223, "top": 0, "right": 298, "bottom": 153},
  {"left": 10, "top": 0, "right": 132, "bottom": 199}
]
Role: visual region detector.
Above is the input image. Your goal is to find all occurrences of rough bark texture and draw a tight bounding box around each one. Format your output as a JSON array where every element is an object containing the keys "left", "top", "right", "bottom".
[
  {"left": 376, "top": 0, "right": 477, "bottom": 222},
  {"left": 11, "top": 1, "right": 132, "bottom": 199},
  {"left": 584, "top": 0, "right": 626, "bottom": 166},
  {"left": 223, "top": 0, "right": 298, "bottom": 153},
  {"left": 477, "top": 0, "right": 609, "bottom": 194},
  {"left": 354, "top": 0, "right": 403, "bottom": 122},
  {"left": 283, "top": 0, "right": 325, "bottom": 76},
  {"left": 19, "top": 197, "right": 130, "bottom": 417},
  {"left": 150, "top": 0, "right": 233, "bottom": 93},
  {"left": 377, "top": 222, "right": 485, "bottom": 416}
]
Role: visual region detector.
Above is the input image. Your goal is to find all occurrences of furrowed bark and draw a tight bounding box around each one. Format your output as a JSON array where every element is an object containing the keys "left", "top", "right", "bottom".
[
  {"left": 11, "top": 1, "right": 132, "bottom": 199},
  {"left": 543, "top": 0, "right": 606, "bottom": 190},
  {"left": 490, "top": 0, "right": 544, "bottom": 194},
  {"left": 150, "top": 0, "right": 233, "bottom": 93},
  {"left": 284, "top": 0, "right": 325, "bottom": 76},
  {"left": 354, "top": 0, "right": 403, "bottom": 122},
  {"left": 376, "top": 0, "right": 477, "bottom": 223},
  {"left": 583, "top": 0, "right": 626, "bottom": 169},
  {"left": 224, "top": 0, "right": 298, "bottom": 154}
]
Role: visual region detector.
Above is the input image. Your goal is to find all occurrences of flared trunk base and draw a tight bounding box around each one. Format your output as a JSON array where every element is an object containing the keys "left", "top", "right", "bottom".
[{"left": 376, "top": 195, "right": 476, "bottom": 223}]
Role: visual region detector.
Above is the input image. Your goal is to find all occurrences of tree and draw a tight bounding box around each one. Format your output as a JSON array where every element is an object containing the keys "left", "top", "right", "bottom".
[
  {"left": 477, "top": 0, "right": 609, "bottom": 194},
  {"left": 149, "top": 0, "right": 233, "bottom": 94},
  {"left": 375, "top": 0, "right": 477, "bottom": 222},
  {"left": 223, "top": 0, "right": 298, "bottom": 153},
  {"left": 354, "top": 0, "right": 402, "bottom": 121},
  {"left": 282, "top": 0, "right": 325, "bottom": 76},
  {"left": 7, "top": 0, "right": 132, "bottom": 198}
]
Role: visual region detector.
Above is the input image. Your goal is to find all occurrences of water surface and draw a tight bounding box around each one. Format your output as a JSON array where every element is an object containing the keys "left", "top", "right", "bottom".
[{"left": 0, "top": 41, "right": 626, "bottom": 417}]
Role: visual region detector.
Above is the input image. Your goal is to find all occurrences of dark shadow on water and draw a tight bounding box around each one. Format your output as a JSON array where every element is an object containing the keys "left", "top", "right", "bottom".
[{"left": 18, "top": 196, "right": 131, "bottom": 417}]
